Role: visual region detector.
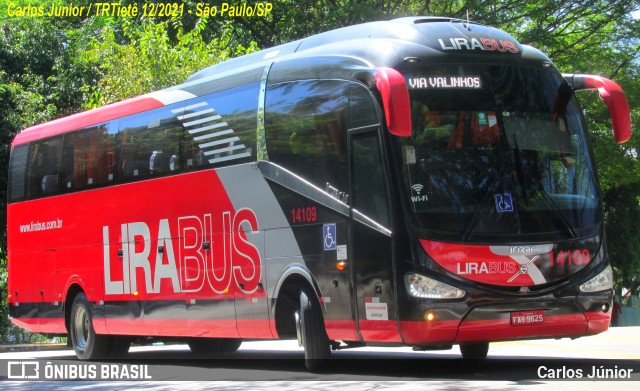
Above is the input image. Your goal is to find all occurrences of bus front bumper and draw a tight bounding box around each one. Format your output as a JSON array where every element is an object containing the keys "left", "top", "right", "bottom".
[{"left": 400, "top": 299, "right": 611, "bottom": 346}]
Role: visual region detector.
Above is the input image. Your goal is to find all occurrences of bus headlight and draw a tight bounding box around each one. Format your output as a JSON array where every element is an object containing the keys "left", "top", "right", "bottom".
[
  {"left": 579, "top": 265, "right": 613, "bottom": 293},
  {"left": 405, "top": 273, "right": 466, "bottom": 299}
]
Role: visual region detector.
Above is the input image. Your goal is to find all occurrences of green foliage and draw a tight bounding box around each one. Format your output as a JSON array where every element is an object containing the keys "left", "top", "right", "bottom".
[
  {"left": 605, "top": 185, "right": 640, "bottom": 289},
  {"left": 0, "top": 16, "right": 100, "bottom": 344},
  {"left": 83, "top": 18, "right": 258, "bottom": 107}
]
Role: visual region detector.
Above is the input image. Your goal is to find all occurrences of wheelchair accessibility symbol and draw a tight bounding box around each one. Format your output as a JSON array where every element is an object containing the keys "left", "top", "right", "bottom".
[
  {"left": 495, "top": 193, "right": 514, "bottom": 213},
  {"left": 323, "top": 223, "right": 337, "bottom": 251}
]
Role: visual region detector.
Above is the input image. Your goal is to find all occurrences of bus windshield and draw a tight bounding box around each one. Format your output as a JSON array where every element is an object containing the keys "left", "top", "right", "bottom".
[{"left": 399, "top": 64, "right": 601, "bottom": 242}]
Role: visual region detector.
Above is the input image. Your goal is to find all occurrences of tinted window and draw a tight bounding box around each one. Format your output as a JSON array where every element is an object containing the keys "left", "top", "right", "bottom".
[
  {"left": 402, "top": 64, "right": 600, "bottom": 240},
  {"left": 177, "top": 83, "right": 259, "bottom": 170},
  {"left": 8, "top": 144, "right": 29, "bottom": 202},
  {"left": 61, "top": 124, "right": 116, "bottom": 191},
  {"left": 265, "top": 80, "right": 351, "bottom": 193},
  {"left": 353, "top": 132, "right": 390, "bottom": 227},
  {"left": 348, "top": 86, "right": 378, "bottom": 128},
  {"left": 10, "top": 82, "right": 260, "bottom": 200},
  {"left": 26, "top": 137, "right": 62, "bottom": 199},
  {"left": 118, "top": 108, "right": 182, "bottom": 181}
]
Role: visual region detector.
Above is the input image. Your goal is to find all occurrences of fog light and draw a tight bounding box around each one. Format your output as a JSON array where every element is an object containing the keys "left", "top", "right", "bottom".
[
  {"left": 425, "top": 312, "right": 436, "bottom": 322},
  {"left": 602, "top": 303, "right": 609, "bottom": 312}
]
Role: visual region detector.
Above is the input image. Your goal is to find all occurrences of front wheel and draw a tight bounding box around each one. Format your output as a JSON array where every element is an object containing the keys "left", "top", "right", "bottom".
[
  {"left": 460, "top": 342, "right": 489, "bottom": 359},
  {"left": 298, "top": 290, "right": 331, "bottom": 372},
  {"left": 69, "top": 293, "right": 110, "bottom": 360}
]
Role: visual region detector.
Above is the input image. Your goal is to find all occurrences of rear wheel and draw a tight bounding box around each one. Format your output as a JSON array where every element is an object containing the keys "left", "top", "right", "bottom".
[
  {"left": 298, "top": 289, "right": 331, "bottom": 372},
  {"left": 69, "top": 293, "right": 110, "bottom": 360},
  {"left": 188, "top": 338, "right": 242, "bottom": 356},
  {"left": 460, "top": 342, "right": 489, "bottom": 359}
]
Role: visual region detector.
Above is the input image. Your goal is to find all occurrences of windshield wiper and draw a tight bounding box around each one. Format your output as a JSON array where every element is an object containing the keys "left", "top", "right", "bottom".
[
  {"left": 462, "top": 166, "right": 509, "bottom": 242},
  {"left": 511, "top": 134, "right": 577, "bottom": 239},
  {"left": 511, "top": 136, "right": 529, "bottom": 204},
  {"left": 538, "top": 188, "right": 577, "bottom": 239}
]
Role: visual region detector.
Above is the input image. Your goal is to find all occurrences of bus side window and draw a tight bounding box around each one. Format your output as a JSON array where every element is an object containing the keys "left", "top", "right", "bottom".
[
  {"left": 118, "top": 108, "right": 182, "bottom": 182},
  {"left": 8, "top": 144, "right": 29, "bottom": 202},
  {"left": 61, "top": 124, "right": 116, "bottom": 191},
  {"left": 352, "top": 132, "right": 390, "bottom": 227},
  {"left": 348, "top": 86, "right": 378, "bottom": 128},
  {"left": 26, "top": 137, "right": 62, "bottom": 200},
  {"left": 179, "top": 83, "right": 259, "bottom": 171},
  {"left": 265, "top": 80, "right": 349, "bottom": 194}
]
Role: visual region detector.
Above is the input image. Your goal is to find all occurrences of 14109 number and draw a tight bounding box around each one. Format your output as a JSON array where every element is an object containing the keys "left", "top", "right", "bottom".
[
  {"left": 291, "top": 207, "right": 317, "bottom": 224},
  {"left": 549, "top": 250, "right": 591, "bottom": 267}
]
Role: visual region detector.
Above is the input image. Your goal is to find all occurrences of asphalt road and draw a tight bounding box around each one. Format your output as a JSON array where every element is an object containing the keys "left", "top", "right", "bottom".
[{"left": 1, "top": 327, "right": 638, "bottom": 389}]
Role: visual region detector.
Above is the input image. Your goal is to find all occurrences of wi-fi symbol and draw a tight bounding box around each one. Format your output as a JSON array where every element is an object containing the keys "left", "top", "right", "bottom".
[{"left": 411, "top": 184, "right": 424, "bottom": 195}]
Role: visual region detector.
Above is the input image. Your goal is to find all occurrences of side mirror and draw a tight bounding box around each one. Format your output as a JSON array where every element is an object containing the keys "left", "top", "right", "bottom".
[
  {"left": 563, "top": 74, "right": 631, "bottom": 144},
  {"left": 375, "top": 67, "right": 412, "bottom": 137}
]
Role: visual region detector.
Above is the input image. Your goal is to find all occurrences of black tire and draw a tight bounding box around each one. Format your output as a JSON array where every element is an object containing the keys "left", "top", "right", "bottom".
[
  {"left": 460, "top": 342, "right": 489, "bottom": 359},
  {"left": 298, "top": 289, "right": 331, "bottom": 372},
  {"left": 188, "top": 338, "right": 242, "bottom": 356},
  {"left": 69, "top": 293, "right": 110, "bottom": 360},
  {"left": 108, "top": 336, "right": 131, "bottom": 358}
]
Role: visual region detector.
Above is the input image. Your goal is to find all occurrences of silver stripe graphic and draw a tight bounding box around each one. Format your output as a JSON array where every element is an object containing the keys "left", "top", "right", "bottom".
[
  {"left": 203, "top": 145, "right": 246, "bottom": 156},
  {"left": 187, "top": 122, "right": 229, "bottom": 134},
  {"left": 199, "top": 137, "right": 240, "bottom": 149},
  {"left": 184, "top": 115, "right": 222, "bottom": 127},
  {"left": 177, "top": 101, "right": 207, "bottom": 112},
  {"left": 208, "top": 152, "right": 251, "bottom": 164},
  {"left": 177, "top": 108, "right": 214, "bottom": 120},
  {"left": 171, "top": 100, "right": 250, "bottom": 166},
  {"left": 193, "top": 129, "right": 234, "bottom": 141},
  {"left": 149, "top": 89, "right": 196, "bottom": 106},
  {"left": 353, "top": 209, "right": 392, "bottom": 237}
]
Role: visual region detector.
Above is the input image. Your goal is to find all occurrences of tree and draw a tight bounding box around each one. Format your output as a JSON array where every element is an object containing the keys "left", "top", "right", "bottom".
[
  {"left": 82, "top": 18, "right": 258, "bottom": 108},
  {"left": 0, "top": 16, "right": 102, "bottom": 343}
]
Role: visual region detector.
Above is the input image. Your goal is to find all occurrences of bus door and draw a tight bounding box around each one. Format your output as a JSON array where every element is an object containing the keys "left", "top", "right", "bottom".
[{"left": 349, "top": 128, "right": 401, "bottom": 343}]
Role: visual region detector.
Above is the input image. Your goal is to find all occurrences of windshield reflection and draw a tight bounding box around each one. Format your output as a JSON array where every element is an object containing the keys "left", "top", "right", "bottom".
[{"left": 400, "top": 65, "right": 601, "bottom": 241}]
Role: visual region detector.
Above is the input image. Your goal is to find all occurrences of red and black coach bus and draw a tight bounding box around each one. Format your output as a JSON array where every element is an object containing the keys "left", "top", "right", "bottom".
[{"left": 7, "top": 17, "right": 632, "bottom": 370}]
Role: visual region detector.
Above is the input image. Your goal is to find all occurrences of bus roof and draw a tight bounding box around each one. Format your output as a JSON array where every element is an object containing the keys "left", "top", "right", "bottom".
[
  {"left": 13, "top": 17, "right": 549, "bottom": 147},
  {"left": 187, "top": 17, "right": 530, "bottom": 82}
]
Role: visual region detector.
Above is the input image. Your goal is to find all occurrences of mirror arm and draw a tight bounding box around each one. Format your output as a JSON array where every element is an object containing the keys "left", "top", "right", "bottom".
[{"left": 563, "top": 73, "right": 631, "bottom": 144}]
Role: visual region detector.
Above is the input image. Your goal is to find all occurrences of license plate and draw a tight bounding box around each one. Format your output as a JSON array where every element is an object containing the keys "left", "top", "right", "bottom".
[{"left": 511, "top": 310, "right": 544, "bottom": 326}]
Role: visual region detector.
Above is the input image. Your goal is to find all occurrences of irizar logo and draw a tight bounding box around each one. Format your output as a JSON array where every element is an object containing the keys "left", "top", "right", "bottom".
[
  {"left": 438, "top": 37, "right": 519, "bottom": 53},
  {"left": 510, "top": 245, "right": 535, "bottom": 254},
  {"left": 411, "top": 184, "right": 428, "bottom": 203}
]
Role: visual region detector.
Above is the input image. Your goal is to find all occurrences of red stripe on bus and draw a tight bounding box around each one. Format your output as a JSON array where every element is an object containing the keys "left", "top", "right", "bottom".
[
  {"left": 10, "top": 317, "right": 66, "bottom": 334},
  {"left": 324, "top": 320, "right": 359, "bottom": 341},
  {"left": 400, "top": 312, "right": 607, "bottom": 345},
  {"left": 358, "top": 320, "right": 403, "bottom": 343},
  {"left": 12, "top": 96, "right": 165, "bottom": 146},
  {"left": 400, "top": 319, "right": 460, "bottom": 345},
  {"left": 105, "top": 318, "right": 270, "bottom": 338},
  {"left": 456, "top": 313, "right": 588, "bottom": 342},
  {"left": 585, "top": 310, "right": 610, "bottom": 335}
]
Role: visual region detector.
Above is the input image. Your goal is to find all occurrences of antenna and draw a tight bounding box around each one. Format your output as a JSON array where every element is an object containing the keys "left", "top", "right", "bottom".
[{"left": 466, "top": 10, "right": 471, "bottom": 30}]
